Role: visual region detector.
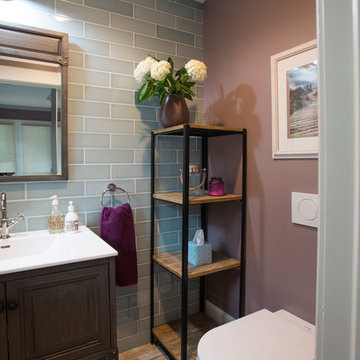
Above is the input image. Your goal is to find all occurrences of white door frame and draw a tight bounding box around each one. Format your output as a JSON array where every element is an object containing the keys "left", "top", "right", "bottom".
[{"left": 316, "top": 0, "right": 360, "bottom": 359}]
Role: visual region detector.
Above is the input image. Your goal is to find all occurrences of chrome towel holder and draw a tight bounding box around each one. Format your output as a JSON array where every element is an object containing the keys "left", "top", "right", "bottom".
[{"left": 101, "top": 183, "right": 130, "bottom": 207}]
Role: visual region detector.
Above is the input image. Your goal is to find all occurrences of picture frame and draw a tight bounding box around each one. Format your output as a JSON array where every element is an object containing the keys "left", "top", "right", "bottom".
[{"left": 271, "top": 39, "right": 318, "bottom": 159}]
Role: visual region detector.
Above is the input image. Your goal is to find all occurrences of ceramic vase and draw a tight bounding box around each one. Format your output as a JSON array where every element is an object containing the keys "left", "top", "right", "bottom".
[{"left": 159, "top": 94, "right": 190, "bottom": 128}]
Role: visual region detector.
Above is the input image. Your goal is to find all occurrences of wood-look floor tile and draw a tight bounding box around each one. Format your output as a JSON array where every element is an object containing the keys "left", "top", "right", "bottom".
[{"left": 119, "top": 344, "right": 165, "bottom": 360}]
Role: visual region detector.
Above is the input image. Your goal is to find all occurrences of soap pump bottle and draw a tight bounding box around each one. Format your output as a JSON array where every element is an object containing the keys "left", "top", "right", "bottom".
[
  {"left": 48, "top": 195, "right": 64, "bottom": 234},
  {"left": 65, "top": 201, "right": 79, "bottom": 233}
]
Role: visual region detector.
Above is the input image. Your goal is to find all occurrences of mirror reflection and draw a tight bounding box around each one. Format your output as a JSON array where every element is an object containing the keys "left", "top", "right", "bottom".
[{"left": 0, "top": 56, "right": 62, "bottom": 177}]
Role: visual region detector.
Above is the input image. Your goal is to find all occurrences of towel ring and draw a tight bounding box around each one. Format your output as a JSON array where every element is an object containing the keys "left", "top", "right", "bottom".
[{"left": 101, "top": 183, "right": 130, "bottom": 207}]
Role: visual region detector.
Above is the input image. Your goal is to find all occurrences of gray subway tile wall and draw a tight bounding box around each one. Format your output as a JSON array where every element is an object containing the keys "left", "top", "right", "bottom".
[
  {"left": 69, "top": 36, "right": 110, "bottom": 56},
  {"left": 157, "top": 25, "right": 194, "bottom": 45},
  {"left": 131, "top": 0, "right": 156, "bottom": 8},
  {"left": 69, "top": 100, "right": 110, "bottom": 117},
  {"left": 177, "top": 43, "right": 203, "bottom": 59},
  {"left": 85, "top": 86, "right": 133, "bottom": 104},
  {"left": 85, "top": 118, "right": 133, "bottom": 134},
  {"left": 68, "top": 116, "right": 84, "bottom": 131},
  {"left": 85, "top": 23, "right": 134, "bottom": 45},
  {"left": 156, "top": 0, "right": 194, "bottom": 19},
  {"left": 135, "top": 33, "right": 176, "bottom": 54},
  {"left": 85, "top": 54, "right": 133, "bottom": 74},
  {"left": 194, "top": 8, "right": 203, "bottom": 22},
  {"left": 135, "top": 5, "right": 176, "bottom": 27},
  {"left": 177, "top": 17, "right": 203, "bottom": 35},
  {"left": 68, "top": 68, "right": 110, "bottom": 86},
  {"left": 110, "top": 13, "right": 156, "bottom": 35},
  {"left": 84, "top": 0, "right": 134, "bottom": 16},
  {"left": 69, "top": 50, "right": 84, "bottom": 66},
  {"left": 68, "top": 83, "right": 84, "bottom": 99},
  {"left": 111, "top": 73, "right": 139, "bottom": 90},
  {"left": 69, "top": 149, "right": 84, "bottom": 164},
  {"left": 195, "top": 34, "right": 204, "bottom": 48},
  {"left": 0, "top": 0, "right": 203, "bottom": 352},
  {"left": 57, "top": 0, "right": 110, "bottom": 25},
  {"left": 111, "top": 104, "right": 157, "bottom": 120},
  {"left": 68, "top": 132, "right": 110, "bottom": 148},
  {"left": 111, "top": 43, "right": 156, "bottom": 62},
  {"left": 85, "top": 149, "right": 133, "bottom": 164}
]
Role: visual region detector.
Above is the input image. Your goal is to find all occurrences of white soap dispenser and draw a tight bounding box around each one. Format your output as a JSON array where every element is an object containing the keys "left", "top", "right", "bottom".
[{"left": 65, "top": 201, "right": 79, "bottom": 233}]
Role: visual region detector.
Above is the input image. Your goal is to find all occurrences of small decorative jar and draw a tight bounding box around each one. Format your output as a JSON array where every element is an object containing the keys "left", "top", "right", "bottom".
[
  {"left": 209, "top": 177, "right": 224, "bottom": 196},
  {"left": 180, "top": 165, "right": 207, "bottom": 196}
]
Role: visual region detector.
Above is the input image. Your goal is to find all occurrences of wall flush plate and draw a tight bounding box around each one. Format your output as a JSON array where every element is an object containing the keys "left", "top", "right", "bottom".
[{"left": 291, "top": 192, "right": 319, "bottom": 228}]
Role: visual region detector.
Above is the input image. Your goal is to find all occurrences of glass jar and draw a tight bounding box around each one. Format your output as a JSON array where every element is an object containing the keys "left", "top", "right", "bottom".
[
  {"left": 180, "top": 165, "right": 207, "bottom": 196},
  {"left": 209, "top": 177, "right": 224, "bottom": 196}
]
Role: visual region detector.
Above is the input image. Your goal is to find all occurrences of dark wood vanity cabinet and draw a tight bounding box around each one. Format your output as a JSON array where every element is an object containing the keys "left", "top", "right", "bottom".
[
  {"left": 0, "top": 282, "right": 8, "bottom": 360},
  {"left": 0, "top": 258, "right": 118, "bottom": 360}
]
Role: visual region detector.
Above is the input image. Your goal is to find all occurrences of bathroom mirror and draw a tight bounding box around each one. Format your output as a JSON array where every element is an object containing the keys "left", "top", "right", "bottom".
[{"left": 0, "top": 22, "right": 68, "bottom": 182}]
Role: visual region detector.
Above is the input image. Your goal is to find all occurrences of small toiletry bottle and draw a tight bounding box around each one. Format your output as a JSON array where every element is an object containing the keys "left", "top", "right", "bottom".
[
  {"left": 65, "top": 201, "right": 79, "bottom": 233},
  {"left": 48, "top": 195, "right": 64, "bottom": 234}
]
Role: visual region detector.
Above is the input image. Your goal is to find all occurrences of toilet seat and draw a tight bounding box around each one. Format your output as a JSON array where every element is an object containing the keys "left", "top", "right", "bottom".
[{"left": 197, "top": 309, "right": 315, "bottom": 360}]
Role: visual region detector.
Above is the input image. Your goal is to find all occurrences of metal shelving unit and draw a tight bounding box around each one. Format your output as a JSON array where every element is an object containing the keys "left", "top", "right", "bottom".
[{"left": 150, "top": 124, "right": 247, "bottom": 360}]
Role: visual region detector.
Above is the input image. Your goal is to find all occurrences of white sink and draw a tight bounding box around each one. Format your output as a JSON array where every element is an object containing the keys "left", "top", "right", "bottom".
[
  {"left": 0, "top": 226, "right": 117, "bottom": 275},
  {"left": 0, "top": 232, "right": 55, "bottom": 260}
]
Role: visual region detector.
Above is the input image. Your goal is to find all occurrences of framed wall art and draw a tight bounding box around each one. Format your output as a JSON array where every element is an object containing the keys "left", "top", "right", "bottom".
[{"left": 271, "top": 39, "right": 318, "bottom": 159}]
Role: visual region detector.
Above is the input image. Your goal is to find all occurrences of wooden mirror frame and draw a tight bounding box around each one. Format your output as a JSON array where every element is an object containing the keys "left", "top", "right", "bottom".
[{"left": 0, "top": 21, "right": 68, "bottom": 182}]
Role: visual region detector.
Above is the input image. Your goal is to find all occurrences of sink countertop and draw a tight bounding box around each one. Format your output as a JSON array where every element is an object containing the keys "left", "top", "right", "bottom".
[{"left": 0, "top": 226, "right": 118, "bottom": 275}]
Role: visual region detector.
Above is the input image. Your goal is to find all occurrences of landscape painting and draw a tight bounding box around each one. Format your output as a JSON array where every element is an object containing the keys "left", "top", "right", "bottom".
[
  {"left": 287, "top": 61, "right": 318, "bottom": 139},
  {"left": 271, "top": 39, "right": 318, "bottom": 159}
]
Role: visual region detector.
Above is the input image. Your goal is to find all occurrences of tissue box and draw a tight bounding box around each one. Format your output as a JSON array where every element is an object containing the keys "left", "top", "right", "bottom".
[{"left": 188, "top": 241, "right": 212, "bottom": 267}]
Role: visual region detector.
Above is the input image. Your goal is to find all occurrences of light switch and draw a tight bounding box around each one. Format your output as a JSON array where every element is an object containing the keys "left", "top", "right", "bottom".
[{"left": 291, "top": 192, "right": 319, "bottom": 228}]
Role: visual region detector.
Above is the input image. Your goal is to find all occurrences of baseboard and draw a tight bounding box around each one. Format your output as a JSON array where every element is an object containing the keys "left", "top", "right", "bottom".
[{"left": 205, "top": 300, "right": 235, "bottom": 325}]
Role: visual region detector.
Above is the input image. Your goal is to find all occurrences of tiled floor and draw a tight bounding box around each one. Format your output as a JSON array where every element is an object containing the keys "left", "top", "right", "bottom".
[{"left": 119, "top": 344, "right": 166, "bottom": 360}]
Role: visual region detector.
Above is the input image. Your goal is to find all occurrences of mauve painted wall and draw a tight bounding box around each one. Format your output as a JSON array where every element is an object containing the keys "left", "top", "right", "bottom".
[{"left": 203, "top": 0, "right": 318, "bottom": 323}]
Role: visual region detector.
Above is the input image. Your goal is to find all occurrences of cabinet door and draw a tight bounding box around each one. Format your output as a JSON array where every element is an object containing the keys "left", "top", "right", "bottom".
[
  {"left": 0, "top": 282, "right": 7, "bottom": 360},
  {"left": 7, "top": 264, "right": 111, "bottom": 360}
]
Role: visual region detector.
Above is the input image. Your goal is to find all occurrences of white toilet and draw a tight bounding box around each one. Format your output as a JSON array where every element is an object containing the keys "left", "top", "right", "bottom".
[{"left": 197, "top": 309, "right": 315, "bottom": 360}]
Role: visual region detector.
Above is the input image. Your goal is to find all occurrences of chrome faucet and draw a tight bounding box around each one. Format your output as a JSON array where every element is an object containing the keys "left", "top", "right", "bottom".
[{"left": 1, "top": 192, "right": 25, "bottom": 239}]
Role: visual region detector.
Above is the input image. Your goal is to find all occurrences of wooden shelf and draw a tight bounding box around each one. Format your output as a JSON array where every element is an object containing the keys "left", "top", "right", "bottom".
[
  {"left": 153, "top": 124, "right": 244, "bottom": 137},
  {"left": 153, "top": 251, "right": 240, "bottom": 279},
  {"left": 153, "top": 192, "right": 242, "bottom": 205},
  {"left": 153, "top": 313, "right": 218, "bottom": 360}
]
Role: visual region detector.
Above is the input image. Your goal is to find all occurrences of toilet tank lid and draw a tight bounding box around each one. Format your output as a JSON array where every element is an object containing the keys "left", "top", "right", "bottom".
[{"left": 274, "top": 309, "right": 315, "bottom": 334}]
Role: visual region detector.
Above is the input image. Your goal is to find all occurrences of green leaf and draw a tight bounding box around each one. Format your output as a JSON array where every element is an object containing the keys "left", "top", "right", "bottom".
[
  {"left": 168, "top": 57, "right": 174, "bottom": 68},
  {"left": 184, "top": 93, "right": 193, "bottom": 101},
  {"left": 182, "top": 86, "right": 195, "bottom": 96},
  {"left": 160, "top": 90, "right": 167, "bottom": 105},
  {"left": 159, "top": 88, "right": 166, "bottom": 97},
  {"left": 137, "top": 83, "right": 146, "bottom": 103},
  {"left": 139, "top": 82, "right": 154, "bottom": 103},
  {"left": 180, "top": 72, "right": 190, "bottom": 82},
  {"left": 181, "top": 83, "right": 195, "bottom": 95},
  {"left": 146, "top": 83, "right": 154, "bottom": 98},
  {"left": 176, "top": 67, "right": 185, "bottom": 77},
  {"left": 139, "top": 82, "right": 149, "bottom": 102}
]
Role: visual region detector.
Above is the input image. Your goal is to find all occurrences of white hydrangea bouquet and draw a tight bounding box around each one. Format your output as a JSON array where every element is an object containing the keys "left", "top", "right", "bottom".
[{"left": 134, "top": 56, "right": 207, "bottom": 104}]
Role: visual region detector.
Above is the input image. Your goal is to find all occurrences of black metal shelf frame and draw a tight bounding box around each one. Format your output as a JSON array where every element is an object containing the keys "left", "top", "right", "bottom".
[{"left": 150, "top": 124, "right": 247, "bottom": 360}]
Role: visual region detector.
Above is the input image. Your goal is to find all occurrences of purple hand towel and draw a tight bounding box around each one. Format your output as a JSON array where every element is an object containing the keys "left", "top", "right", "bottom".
[{"left": 100, "top": 203, "right": 138, "bottom": 287}]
